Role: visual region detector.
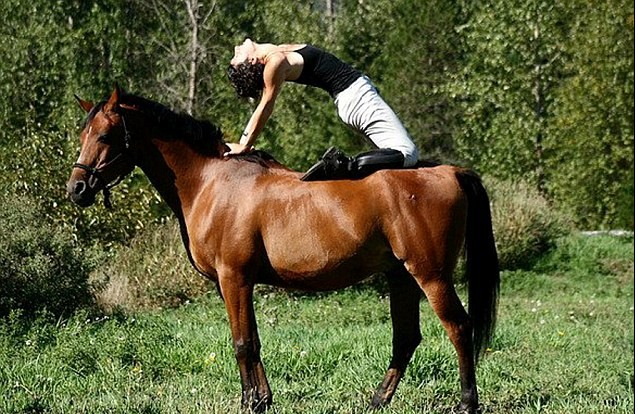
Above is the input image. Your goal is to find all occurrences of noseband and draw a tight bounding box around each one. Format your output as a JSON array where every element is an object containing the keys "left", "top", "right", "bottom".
[{"left": 73, "top": 114, "right": 133, "bottom": 209}]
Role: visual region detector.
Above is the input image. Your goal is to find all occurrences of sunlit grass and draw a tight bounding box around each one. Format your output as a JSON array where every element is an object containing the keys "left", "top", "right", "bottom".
[{"left": 0, "top": 234, "right": 633, "bottom": 413}]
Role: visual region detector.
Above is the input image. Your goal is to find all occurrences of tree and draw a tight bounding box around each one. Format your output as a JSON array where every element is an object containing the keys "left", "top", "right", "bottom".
[
  {"left": 545, "top": 0, "right": 634, "bottom": 229},
  {"left": 371, "top": 0, "right": 463, "bottom": 161},
  {"left": 140, "top": 0, "right": 222, "bottom": 115},
  {"left": 449, "top": 0, "right": 570, "bottom": 190},
  {"left": 0, "top": 0, "right": 166, "bottom": 243}
]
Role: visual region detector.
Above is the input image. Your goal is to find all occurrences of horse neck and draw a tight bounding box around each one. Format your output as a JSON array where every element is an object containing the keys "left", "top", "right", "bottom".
[{"left": 135, "top": 134, "right": 221, "bottom": 220}]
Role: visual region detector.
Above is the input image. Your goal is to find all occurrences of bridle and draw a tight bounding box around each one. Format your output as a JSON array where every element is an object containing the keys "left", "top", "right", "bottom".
[{"left": 72, "top": 113, "right": 133, "bottom": 209}]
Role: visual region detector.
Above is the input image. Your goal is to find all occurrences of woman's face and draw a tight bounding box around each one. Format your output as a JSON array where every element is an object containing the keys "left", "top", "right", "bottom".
[{"left": 231, "top": 38, "right": 257, "bottom": 66}]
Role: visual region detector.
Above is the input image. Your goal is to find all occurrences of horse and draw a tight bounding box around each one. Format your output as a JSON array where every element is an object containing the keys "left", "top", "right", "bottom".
[{"left": 66, "top": 86, "right": 499, "bottom": 413}]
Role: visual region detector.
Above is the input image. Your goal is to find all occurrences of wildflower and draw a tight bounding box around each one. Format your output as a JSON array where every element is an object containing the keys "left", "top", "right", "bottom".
[
  {"left": 205, "top": 352, "right": 217, "bottom": 365},
  {"left": 132, "top": 362, "right": 142, "bottom": 374}
]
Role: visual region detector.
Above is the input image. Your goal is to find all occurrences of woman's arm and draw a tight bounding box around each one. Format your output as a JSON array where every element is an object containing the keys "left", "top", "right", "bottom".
[{"left": 225, "top": 54, "right": 289, "bottom": 155}]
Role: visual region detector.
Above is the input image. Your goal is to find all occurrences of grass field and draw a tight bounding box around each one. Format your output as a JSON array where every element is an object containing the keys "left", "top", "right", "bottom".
[{"left": 0, "top": 234, "right": 634, "bottom": 413}]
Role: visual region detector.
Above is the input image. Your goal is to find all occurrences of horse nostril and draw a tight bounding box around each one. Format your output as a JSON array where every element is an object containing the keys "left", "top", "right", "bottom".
[{"left": 73, "top": 180, "right": 86, "bottom": 196}]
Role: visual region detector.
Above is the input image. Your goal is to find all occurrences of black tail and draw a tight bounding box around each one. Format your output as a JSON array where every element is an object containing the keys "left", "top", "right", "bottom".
[{"left": 455, "top": 170, "right": 500, "bottom": 364}]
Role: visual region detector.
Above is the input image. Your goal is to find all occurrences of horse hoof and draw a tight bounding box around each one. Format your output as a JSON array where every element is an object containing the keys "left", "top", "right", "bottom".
[
  {"left": 453, "top": 402, "right": 479, "bottom": 414},
  {"left": 369, "top": 394, "right": 389, "bottom": 410},
  {"left": 241, "top": 393, "right": 272, "bottom": 413},
  {"left": 242, "top": 402, "right": 269, "bottom": 413}
]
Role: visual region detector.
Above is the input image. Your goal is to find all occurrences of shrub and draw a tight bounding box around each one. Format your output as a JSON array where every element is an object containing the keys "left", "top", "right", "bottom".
[
  {"left": 90, "top": 220, "right": 214, "bottom": 314},
  {"left": 486, "top": 177, "right": 573, "bottom": 270},
  {"left": 0, "top": 193, "right": 99, "bottom": 317}
]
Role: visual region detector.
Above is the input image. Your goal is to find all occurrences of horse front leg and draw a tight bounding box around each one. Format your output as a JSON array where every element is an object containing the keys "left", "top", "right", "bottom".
[{"left": 219, "top": 277, "right": 272, "bottom": 412}]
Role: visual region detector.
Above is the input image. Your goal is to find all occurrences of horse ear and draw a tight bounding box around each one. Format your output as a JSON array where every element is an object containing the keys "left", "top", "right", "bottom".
[
  {"left": 74, "top": 95, "right": 94, "bottom": 113},
  {"left": 104, "top": 83, "right": 123, "bottom": 112}
]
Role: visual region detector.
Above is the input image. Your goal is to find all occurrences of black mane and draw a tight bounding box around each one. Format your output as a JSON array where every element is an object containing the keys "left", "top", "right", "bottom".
[{"left": 119, "top": 94, "right": 224, "bottom": 156}]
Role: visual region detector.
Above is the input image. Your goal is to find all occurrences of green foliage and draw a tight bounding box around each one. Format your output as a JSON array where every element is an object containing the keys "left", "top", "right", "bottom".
[
  {"left": 487, "top": 177, "right": 573, "bottom": 270},
  {"left": 371, "top": 0, "right": 463, "bottom": 161},
  {"left": 90, "top": 221, "right": 214, "bottom": 314},
  {"left": 0, "top": 234, "right": 633, "bottom": 413},
  {"left": 449, "top": 0, "right": 571, "bottom": 182},
  {"left": 533, "top": 233, "right": 635, "bottom": 283},
  {"left": 0, "top": 194, "right": 101, "bottom": 317},
  {"left": 449, "top": 0, "right": 633, "bottom": 227},
  {"left": 545, "top": 0, "right": 634, "bottom": 229},
  {"left": 0, "top": 0, "right": 172, "bottom": 244}
]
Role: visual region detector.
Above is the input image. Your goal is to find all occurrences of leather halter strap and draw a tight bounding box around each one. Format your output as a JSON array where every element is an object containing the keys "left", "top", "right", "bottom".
[{"left": 72, "top": 114, "right": 133, "bottom": 208}]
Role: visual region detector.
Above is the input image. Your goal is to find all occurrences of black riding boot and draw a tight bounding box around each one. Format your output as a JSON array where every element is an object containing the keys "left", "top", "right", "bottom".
[
  {"left": 301, "top": 147, "right": 405, "bottom": 181},
  {"left": 351, "top": 148, "right": 405, "bottom": 178}
]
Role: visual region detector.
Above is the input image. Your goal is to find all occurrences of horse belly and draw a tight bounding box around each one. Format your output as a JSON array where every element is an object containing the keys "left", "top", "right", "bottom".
[{"left": 262, "top": 229, "right": 395, "bottom": 290}]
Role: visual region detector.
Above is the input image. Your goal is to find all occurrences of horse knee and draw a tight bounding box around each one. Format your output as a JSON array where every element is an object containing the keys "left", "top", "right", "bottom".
[
  {"left": 234, "top": 339, "right": 251, "bottom": 361},
  {"left": 412, "top": 332, "right": 423, "bottom": 349},
  {"left": 391, "top": 331, "right": 422, "bottom": 368},
  {"left": 396, "top": 331, "right": 422, "bottom": 351}
]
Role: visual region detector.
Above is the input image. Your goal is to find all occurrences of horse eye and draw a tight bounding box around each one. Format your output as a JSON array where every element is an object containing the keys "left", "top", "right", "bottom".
[{"left": 97, "top": 133, "right": 110, "bottom": 144}]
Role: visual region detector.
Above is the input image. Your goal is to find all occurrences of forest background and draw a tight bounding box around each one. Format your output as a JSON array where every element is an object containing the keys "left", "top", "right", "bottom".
[{"left": 0, "top": 0, "right": 634, "bottom": 246}]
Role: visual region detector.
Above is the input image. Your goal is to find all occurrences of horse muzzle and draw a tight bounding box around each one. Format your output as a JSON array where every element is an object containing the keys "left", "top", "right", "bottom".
[{"left": 67, "top": 176, "right": 99, "bottom": 207}]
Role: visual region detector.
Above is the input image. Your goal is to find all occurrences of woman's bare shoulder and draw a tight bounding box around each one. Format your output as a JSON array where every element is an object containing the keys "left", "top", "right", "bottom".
[{"left": 276, "top": 43, "right": 306, "bottom": 52}]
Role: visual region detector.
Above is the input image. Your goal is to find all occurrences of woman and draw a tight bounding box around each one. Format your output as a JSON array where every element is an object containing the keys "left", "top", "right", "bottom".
[{"left": 226, "top": 38, "right": 419, "bottom": 181}]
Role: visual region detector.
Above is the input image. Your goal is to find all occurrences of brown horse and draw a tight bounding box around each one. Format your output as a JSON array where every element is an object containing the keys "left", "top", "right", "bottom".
[{"left": 67, "top": 87, "right": 499, "bottom": 413}]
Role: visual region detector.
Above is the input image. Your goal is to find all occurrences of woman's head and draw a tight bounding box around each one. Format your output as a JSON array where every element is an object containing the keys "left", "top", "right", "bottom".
[
  {"left": 228, "top": 38, "right": 265, "bottom": 99},
  {"left": 227, "top": 62, "right": 265, "bottom": 99}
]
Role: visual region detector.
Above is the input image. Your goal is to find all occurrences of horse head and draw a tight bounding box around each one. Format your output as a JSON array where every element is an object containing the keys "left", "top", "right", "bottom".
[{"left": 67, "top": 86, "right": 136, "bottom": 208}]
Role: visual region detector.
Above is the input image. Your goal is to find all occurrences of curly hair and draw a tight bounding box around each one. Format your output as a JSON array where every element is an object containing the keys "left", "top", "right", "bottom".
[{"left": 227, "top": 62, "right": 265, "bottom": 99}]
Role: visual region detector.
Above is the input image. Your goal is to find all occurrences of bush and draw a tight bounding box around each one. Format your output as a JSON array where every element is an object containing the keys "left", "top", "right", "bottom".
[
  {"left": 90, "top": 220, "right": 214, "bottom": 314},
  {"left": 486, "top": 178, "right": 573, "bottom": 270},
  {"left": 0, "top": 193, "right": 100, "bottom": 317}
]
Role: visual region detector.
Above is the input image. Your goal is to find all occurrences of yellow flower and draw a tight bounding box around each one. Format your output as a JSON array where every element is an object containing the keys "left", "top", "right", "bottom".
[
  {"left": 205, "top": 352, "right": 217, "bottom": 365},
  {"left": 132, "top": 362, "right": 142, "bottom": 373}
]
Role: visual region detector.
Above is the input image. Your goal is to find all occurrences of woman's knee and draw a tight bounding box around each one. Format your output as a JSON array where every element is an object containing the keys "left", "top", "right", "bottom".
[{"left": 401, "top": 144, "right": 419, "bottom": 167}]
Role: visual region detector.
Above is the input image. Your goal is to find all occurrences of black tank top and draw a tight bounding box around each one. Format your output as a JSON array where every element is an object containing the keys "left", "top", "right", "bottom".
[{"left": 292, "top": 45, "right": 361, "bottom": 97}]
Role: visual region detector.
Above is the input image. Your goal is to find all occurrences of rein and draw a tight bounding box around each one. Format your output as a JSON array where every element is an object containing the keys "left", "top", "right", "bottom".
[{"left": 72, "top": 113, "right": 133, "bottom": 209}]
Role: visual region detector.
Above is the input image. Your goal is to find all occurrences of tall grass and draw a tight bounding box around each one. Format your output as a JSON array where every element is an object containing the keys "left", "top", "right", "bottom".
[
  {"left": 486, "top": 177, "right": 573, "bottom": 270},
  {"left": 0, "top": 234, "right": 633, "bottom": 413},
  {"left": 89, "top": 222, "right": 213, "bottom": 314}
]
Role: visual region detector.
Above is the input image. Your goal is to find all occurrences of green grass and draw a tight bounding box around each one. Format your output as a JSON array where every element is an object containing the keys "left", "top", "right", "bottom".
[{"left": 0, "top": 234, "right": 634, "bottom": 413}]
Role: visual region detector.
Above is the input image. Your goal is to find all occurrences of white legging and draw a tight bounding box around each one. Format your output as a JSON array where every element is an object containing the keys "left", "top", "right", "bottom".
[{"left": 334, "top": 76, "right": 419, "bottom": 167}]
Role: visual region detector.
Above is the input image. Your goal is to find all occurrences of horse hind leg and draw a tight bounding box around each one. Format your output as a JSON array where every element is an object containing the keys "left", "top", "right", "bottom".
[
  {"left": 420, "top": 277, "right": 478, "bottom": 414},
  {"left": 370, "top": 266, "right": 423, "bottom": 409}
]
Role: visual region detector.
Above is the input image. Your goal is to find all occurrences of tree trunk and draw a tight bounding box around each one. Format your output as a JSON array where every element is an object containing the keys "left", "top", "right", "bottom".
[
  {"left": 185, "top": 0, "right": 199, "bottom": 115},
  {"left": 533, "top": 19, "right": 546, "bottom": 195}
]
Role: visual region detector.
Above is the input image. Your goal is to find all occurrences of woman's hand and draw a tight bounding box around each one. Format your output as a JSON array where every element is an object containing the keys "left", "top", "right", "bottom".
[{"left": 224, "top": 142, "right": 253, "bottom": 156}]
